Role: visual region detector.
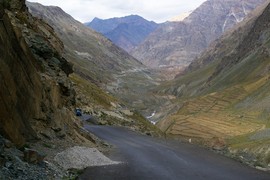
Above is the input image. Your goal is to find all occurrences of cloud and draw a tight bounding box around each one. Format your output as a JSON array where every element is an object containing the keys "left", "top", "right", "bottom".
[{"left": 27, "top": 0, "right": 206, "bottom": 23}]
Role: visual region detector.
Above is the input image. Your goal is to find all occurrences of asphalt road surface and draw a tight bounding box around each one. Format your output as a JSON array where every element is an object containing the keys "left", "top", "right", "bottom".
[{"left": 79, "top": 125, "right": 270, "bottom": 180}]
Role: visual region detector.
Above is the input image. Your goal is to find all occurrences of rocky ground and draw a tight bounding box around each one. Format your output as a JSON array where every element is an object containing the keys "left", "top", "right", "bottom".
[
  {"left": 0, "top": 119, "right": 115, "bottom": 180},
  {"left": 0, "top": 135, "right": 64, "bottom": 180}
]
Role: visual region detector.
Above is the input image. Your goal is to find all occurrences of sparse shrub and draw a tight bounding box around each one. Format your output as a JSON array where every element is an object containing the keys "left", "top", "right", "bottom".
[
  {"left": 42, "top": 143, "right": 53, "bottom": 148},
  {"left": 263, "top": 153, "right": 270, "bottom": 165}
]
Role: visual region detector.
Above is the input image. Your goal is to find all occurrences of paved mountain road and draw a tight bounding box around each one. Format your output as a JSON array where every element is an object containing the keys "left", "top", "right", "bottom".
[{"left": 79, "top": 125, "right": 270, "bottom": 180}]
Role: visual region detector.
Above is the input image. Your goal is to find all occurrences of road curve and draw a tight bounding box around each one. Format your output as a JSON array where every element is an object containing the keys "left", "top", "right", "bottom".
[{"left": 79, "top": 125, "right": 270, "bottom": 180}]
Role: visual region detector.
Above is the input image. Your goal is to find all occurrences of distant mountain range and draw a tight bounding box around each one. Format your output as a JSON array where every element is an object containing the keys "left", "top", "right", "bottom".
[
  {"left": 131, "top": 0, "right": 267, "bottom": 68},
  {"left": 85, "top": 15, "right": 159, "bottom": 52}
]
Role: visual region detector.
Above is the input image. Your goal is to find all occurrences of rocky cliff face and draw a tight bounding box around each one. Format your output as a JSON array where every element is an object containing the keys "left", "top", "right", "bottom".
[
  {"left": 131, "top": 0, "right": 266, "bottom": 68},
  {"left": 0, "top": 0, "right": 77, "bottom": 146},
  {"left": 86, "top": 15, "right": 159, "bottom": 52}
]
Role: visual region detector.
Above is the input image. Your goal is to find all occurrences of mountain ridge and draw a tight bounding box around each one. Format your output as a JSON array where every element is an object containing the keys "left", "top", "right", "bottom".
[
  {"left": 27, "top": 2, "right": 145, "bottom": 83},
  {"left": 157, "top": 0, "right": 270, "bottom": 168},
  {"left": 27, "top": 2, "right": 167, "bottom": 128},
  {"left": 131, "top": 0, "right": 267, "bottom": 69},
  {"left": 86, "top": 15, "right": 159, "bottom": 52}
]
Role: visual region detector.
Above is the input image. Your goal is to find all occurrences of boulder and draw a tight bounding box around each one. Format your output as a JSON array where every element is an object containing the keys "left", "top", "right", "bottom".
[
  {"left": 4, "top": 139, "right": 13, "bottom": 148},
  {"left": 210, "top": 137, "right": 227, "bottom": 151},
  {"left": 23, "top": 148, "right": 45, "bottom": 164}
]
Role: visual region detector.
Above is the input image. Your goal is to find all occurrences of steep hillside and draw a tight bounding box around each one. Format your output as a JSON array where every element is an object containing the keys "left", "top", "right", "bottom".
[
  {"left": 27, "top": 2, "right": 168, "bottom": 126},
  {"left": 0, "top": 0, "right": 83, "bottom": 147},
  {"left": 132, "top": 0, "right": 266, "bottom": 69},
  {"left": 86, "top": 15, "right": 159, "bottom": 52},
  {"left": 27, "top": 3, "right": 144, "bottom": 84},
  {"left": 0, "top": 1, "right": 107, "bottom": 178},
  {"left": 157, "top": 0, "right": 270, "bottom": 168}
]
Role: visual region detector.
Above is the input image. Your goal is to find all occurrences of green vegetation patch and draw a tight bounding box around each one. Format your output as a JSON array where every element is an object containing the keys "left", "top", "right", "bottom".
[{"left": 70, "top": 73, "right": 116, "bottom": 108}]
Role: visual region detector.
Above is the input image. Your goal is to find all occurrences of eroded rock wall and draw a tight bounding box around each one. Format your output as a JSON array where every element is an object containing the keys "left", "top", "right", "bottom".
[{"left": 0, "top": 0, "right": 75, "bottom": 146}]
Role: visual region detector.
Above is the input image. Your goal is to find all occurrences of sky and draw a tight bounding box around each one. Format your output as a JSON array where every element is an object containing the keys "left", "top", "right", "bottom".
[{"left": 27, "top": 0, "right": 207, "bottom": 23}]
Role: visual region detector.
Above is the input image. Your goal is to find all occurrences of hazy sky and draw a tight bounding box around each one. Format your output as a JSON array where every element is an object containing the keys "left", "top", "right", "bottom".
[{"left": 27, "top": 0, "right": 207, "bottom": 23}]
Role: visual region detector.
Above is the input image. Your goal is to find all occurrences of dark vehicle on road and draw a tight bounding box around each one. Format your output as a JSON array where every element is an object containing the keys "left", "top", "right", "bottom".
[{"left": 75, "top": 108, "right": 82, "bottom": 116}]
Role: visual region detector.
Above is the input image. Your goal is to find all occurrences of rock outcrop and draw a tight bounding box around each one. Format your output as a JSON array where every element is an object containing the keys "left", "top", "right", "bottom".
[{"left": 0, "top": 0, "right": 76, "bottom": 146}]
